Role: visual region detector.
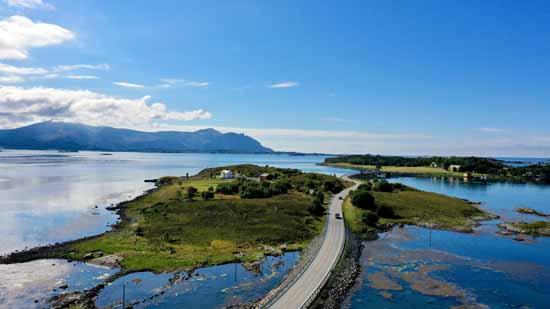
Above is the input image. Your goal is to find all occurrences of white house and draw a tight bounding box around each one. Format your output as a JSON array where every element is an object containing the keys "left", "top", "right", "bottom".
[
  {"left": 448, "top": 165, "right": 461, "bottom": 172},
  {"left": 220, "top": 169, "right": 234, "bottom": 179}
]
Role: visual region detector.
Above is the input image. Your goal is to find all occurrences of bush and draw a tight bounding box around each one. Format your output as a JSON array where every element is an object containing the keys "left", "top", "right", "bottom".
[
  {"left": 201, "top": 190, "right": 214, "bottom": 200},
  {"left": 270, "top": 180, "right": 290, "bottom": 195},
  {"left": 186, "top": 186, "right": 198, "bottom": 199},
  {"left": 216, "top": 182, "right": 239, "bottom": 194},
  {"left": 309, "top": 191, "right": 325, "bottom": 216},
  {"left": 374, "top": 180, "right": 394, "bottom": 192},
  {"left": 377, "top": 204, "right": 396, "bottom": 218},
  {"left": 357, "top": 183, "right": 372, "bottom": 191},
  {"left": 240, "top": 181, "right": 270, "bottom": 198},
  {"left": 362, "top": 212, "right": 379, "bottom": 226},
  {"left": 351, "top": 190, "right": 376, "bottom": 211}
]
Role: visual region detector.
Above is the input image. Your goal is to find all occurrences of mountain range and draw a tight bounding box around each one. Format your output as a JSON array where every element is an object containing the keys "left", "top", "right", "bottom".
[{"left": 0, "top": 121, "right": 273, "bottom": 153}]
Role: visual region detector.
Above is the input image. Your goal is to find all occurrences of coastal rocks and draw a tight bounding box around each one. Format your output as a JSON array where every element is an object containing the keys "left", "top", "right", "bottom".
[
  {"left": 48, "top": 291, "right": 83, "bottom": 308},
  {"left": 310, "top": 230, "right": 363, "bottom": 309},
  {"left": 497, "top": 221, "right": 550, "bottom": 238},
  {"left": 88, "top": 254, "right": 123, "bottom": 268},
  {"left": 516, "top": 207, "right": 549, "bottom": 217},
  {"left": 243, "top": 261, "right": 263, "bottom": 275}
]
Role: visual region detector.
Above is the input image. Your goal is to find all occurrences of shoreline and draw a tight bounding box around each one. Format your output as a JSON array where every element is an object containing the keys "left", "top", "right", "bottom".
[{"left": 320, "top": 162, "right": 549, "bottom": 185}]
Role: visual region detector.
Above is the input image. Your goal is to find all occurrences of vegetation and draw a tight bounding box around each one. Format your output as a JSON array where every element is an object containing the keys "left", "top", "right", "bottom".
[
  {"left": 2, "top": 165, "right": 348, "bottom": 273},
  {"left": 499, "top": 221, "right": 550, "bottom": 237},
  {"left": 324, "top": 154, "right": 550, "bottom": 183},
  {"left": 343, "top": 179, "right": 494, "bottom": 236}
]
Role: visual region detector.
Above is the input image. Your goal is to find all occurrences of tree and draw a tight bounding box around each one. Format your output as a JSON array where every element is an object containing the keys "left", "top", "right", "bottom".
[
  {"left": 186, "top": 186, "right": 198, "bottom": 200},
  {"left": 309, "top": 191, "right": 325, "bottom": 216},
  {"left": 377, "top": 205, "right": 396, "bottom": 218},
  {"left": 374, "top": 180, "right": 394, "bottom": 192},
  {"left": 362, "top": 212, "right": 379, "bottom": 227},
  {"left": 201, "top": 190, "right": 214, "bottom": 200},
  {"left": 351, "top": 190, "right": 376, "bottom": 211}
]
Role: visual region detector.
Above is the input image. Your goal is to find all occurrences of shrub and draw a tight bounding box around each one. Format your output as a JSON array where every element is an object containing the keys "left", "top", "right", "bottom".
[
  {"left": 270, "top": 180, "right": 290, "bottom": 195},
  {"left": 309, "top": 191, "right": 325, "bottom": 216},
  {"left": 201, "top": 191, "right": 214, "bottom": 200},
  {"left": 216, "top": 182, "right": 239, "bottom": 194},
  {"left": 357, "top": 183, "right": 372, "bottom": 191},
  {"left": 377, "top": 204, "right": 396, "bottom": 218},
  {"left": 186, "top": 186, "right": 198, "bottom": 200},
  {"left": 374, "top": 180, "right": 394, "bottom": 192},
  {"left": 240, "top": 181, "right": 269, "bottom": 198},
  {"left": 351, "top": 190, "right": 376, "bottom": 211},
  {"left": 362, "top": 212, "right": 379, "bottom": 226}
]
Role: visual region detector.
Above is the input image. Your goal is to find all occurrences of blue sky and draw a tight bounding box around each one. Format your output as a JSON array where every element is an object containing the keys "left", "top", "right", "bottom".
[{"left": 1, "top": 0, "right": 549, "bottom": 156}]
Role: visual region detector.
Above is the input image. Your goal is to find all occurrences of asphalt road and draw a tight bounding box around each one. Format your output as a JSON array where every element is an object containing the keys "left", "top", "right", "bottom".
[{"left": 269, "top": 177, "right": 359, "bottom": 309}]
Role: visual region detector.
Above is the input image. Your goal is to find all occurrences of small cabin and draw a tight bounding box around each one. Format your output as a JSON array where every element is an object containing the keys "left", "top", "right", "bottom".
[
  {"left": 259, "top": 173, "right": 272, "bottom": 181},
  {"left": 448, "top": 165, "right": 461, "bottom": 172},
  {"left": 430, "top": 162, "right": 438, "bottom": 168},
  {"left": 220, "top": 170, "right": 234, "bottom": 179}
]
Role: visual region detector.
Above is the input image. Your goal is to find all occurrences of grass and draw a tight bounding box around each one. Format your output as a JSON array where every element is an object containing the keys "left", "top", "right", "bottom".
[
  {"left": 513, "top": 221, "right": 550, "bottom": 236},
  {"left": 64, "top": 183, "right": 323, "bottom": 272},
  {"left": 324, "top": 162, "right": 469, "bottom": 177},
  {"left": 342, "top": 184, "right": 493, "bottom": 235}
]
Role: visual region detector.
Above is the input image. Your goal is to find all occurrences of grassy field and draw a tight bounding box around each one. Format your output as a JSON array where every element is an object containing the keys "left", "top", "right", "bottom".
[
  {"left": 324, "top": 162, "right": 467, "bottom": 177},
  {"left": 342, "top": 185, "right": 493, "bottom": 234},
  {"left": 66, "top": 176, "right": 325, "bottom": 272}
]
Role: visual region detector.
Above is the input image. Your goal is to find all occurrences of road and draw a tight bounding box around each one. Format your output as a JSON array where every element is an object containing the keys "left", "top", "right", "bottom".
[{"left": 269, "top": 176, "right": 359, "bottom": 309}]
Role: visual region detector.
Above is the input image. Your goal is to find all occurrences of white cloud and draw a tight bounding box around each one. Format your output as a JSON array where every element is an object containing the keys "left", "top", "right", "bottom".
[
  {"left": 0, "top": 62, "right": 108, "bottom": 83},
  {"left": 65, "top": 75, "right": 99, "bottom": 80},
  {"left": 0, "top": 15, "right": 73, "bottom": 60},
  {"left": 480, "top": 127, "right": 505, "bottom": 133},
  {"left": 160, "top": 78, "right": 209, "bottom": 88},
  {"left": 0, "top": 62, "right": 48, "bottom": 75},
  {"left": 4, "top": 0, "right": 54, "bottom": 10},
  {"left": 114, "top": 82, "right": 145, "bottom": 89},
  {"left": 0, "top": 75, "right": 24, "bottom": 83},
  {"left": 0, "top": 86, "right": 213, "bottom": 129},
  {"left": 268, "top": 81, "right": 299, "bottom": 89},
  {"left": 55, "top": 64, "right": 110, "bottom": 72}
]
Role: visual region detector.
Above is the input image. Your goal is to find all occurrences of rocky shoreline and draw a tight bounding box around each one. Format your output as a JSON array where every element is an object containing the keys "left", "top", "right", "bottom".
[{"left": 310, "top": 229, "right": 363, "bottom": 309}]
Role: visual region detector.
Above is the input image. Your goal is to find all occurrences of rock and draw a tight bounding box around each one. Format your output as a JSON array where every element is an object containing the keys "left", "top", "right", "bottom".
[
  {"left": 516, "top": 207, "right": 549, "bottom": 217},
  {"left": 83, "top": 253, "right": 94, "bottom": 260},
  {"left": 59, "top": 284, "right": 69, "bottom": 290}
]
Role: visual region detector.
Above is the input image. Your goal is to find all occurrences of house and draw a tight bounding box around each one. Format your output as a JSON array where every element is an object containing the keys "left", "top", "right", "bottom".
[
  {"left": 448, "top": 165, "right": 461, "bottom": 172},
  {"left": 430, "top": 162, "right": 438, "bottom": 168},
  {"left": 220, "top": 170, "right": 234, "bottom": 179},
  {"left": 259, "top": 173, "right": 272, "bottom": 181}
]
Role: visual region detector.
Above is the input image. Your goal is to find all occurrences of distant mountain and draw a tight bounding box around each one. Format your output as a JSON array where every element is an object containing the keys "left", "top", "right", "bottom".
[{"left": 0, "top": 121, "right": 273, "bottom": 153}]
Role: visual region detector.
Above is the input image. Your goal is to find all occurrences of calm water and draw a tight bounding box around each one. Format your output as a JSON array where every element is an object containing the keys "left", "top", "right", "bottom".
[
  {"left": 349, "top": 176, "right": 550, "bottom": 309},
  {"left": 0, "top": 150, "right": 341, "bottom": 308}
]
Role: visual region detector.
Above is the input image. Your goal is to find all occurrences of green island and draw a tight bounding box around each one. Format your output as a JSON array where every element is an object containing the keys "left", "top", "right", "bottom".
[
  {"left": 342, "top": 179, "right": 496, "bottom": 238},
  {"left": 498, "top": 221, "right": 550, "bottom": 237},
  {"left": 1, "top": 164, "right": 348, "bottom": 273},
  {"left": 323, "top": 154, "right": 550, "bottom": 183}
]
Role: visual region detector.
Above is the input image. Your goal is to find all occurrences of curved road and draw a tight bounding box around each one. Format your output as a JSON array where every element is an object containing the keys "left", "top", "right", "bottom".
[{"left": 269, "top": 176, "right": 359, "bottom": 309}]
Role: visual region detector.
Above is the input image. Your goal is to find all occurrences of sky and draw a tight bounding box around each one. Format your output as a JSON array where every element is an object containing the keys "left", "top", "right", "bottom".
[{"left": 0, "top": 0, "right": 550, "bottom": 156}]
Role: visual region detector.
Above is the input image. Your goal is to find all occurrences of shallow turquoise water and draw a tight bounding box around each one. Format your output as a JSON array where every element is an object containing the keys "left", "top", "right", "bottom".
[{"left": 349, "top": 177, "right": 550, "bottom": 308}]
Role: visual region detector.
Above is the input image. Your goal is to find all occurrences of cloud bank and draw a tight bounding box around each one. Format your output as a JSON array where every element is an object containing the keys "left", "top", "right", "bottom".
[{"left": 0, "top": 86, "right": 213, "bottom": 128}]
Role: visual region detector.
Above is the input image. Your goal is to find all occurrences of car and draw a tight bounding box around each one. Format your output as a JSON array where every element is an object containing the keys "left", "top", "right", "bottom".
[{"left": 335, "top": 213, "right": 342, "bottom": 219}]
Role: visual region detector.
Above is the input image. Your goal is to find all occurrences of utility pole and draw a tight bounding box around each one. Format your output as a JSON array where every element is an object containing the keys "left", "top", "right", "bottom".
[{"left": 122, "top": 282, "right": 126, "bottom": 309}]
